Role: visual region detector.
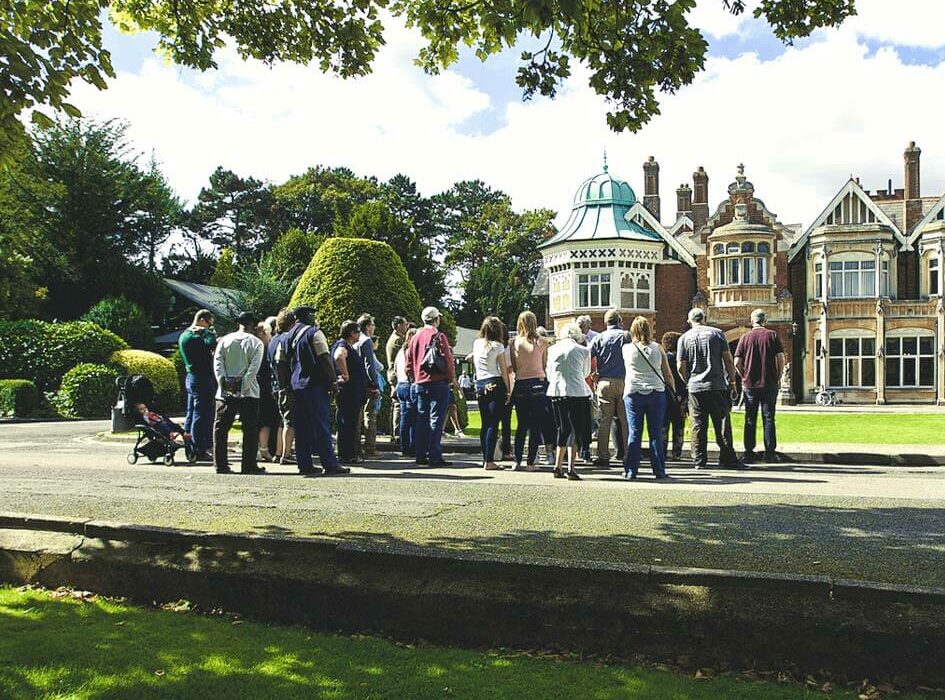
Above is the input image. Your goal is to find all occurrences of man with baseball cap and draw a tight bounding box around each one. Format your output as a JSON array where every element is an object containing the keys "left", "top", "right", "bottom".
[
  {"left": 405, "top": 306, "right": 455, "bottom": 467},
  {"left": 274, "top": 305, "right": 349, "bottom": 476},
  {"left": 213, "top": 311, "right": 265, "bottom": 474}
]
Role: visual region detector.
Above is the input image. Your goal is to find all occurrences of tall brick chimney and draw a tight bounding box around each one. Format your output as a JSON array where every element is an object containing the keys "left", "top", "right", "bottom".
[
  {"left": 676, "top": 184, "right": 692, "bottom": 221},
  {"left": 643, "top": 156, "right": 661, "bottom": 222},
  {"left": 692, "top": 166, "right": 709, "bottom": 230},
  {"left": 904, "top": 141, "right": 924, "bottom": 234}
]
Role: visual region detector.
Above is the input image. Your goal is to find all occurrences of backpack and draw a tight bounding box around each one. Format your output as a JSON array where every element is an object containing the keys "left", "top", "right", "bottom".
[{"left": 420, "top": 331, "right": 448, "bottom": 376}]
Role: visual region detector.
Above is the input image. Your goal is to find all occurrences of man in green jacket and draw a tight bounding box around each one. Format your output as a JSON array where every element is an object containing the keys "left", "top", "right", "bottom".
[{"left": 179, "top": 309, "right": 217, "bottom": 461}]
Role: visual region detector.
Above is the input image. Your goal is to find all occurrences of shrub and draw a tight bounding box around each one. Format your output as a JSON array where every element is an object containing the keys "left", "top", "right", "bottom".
[
  {"left": 0, "top": 379, "right": 39, "bottom": 417},
  {"left": 0, "top": 320, "right": 128, "bottom": 392},
  {"left": 290, "top": 238, "right": 422, "bottom": 348},
  {"left": 109, "top": 349, "right": 180, "bottom": 411},
  {"left": 82, "top": 296, "right": 154, "bottom": 349},
  {"left": 54, "top": 363, "right": 121, "bottom": 418}
]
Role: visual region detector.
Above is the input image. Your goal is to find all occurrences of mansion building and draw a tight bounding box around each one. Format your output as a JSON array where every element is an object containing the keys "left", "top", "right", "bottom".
[{"left": 536, "top": 143, "right": 945, "bottom": 405}]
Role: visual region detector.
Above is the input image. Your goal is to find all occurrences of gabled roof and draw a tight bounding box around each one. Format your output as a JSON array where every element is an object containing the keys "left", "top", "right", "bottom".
[
  {"left": 669, "top": 215, "right": 694, "bottom": 235},
  {"left": 906, "top": 191, "right": 945, "bottom": 246},
  {"left": 163, "top": 278, "right": 242, "bottom": 318},
  {"left": 624, "top": 202, "right": 696, "bottom": 267},
  {"left": 788, "top": 179, "right": 907, "bottom": 262}
]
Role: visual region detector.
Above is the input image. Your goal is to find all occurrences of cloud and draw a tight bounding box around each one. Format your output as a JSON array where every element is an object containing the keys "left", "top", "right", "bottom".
[
  {"left": 69, "top": 5, "right": 945, "bottom": 236},
  {"left": 844, "top": 0, "right": 945, "bottom": 48}
]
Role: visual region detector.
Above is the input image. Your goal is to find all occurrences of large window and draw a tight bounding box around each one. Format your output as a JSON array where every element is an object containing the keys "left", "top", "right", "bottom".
[
  {"left": 828, "top": 336, "right": 875, "bottom": 387},
  {"left": 828, "top": 257, "right": 889, "bottom": 298},
  {"left": 712, "top": 240, "right": 771, "bottom": 287},
  {"left": 577, "top": 272, "right": 611, "bottom": 308},
  {"left": 885, "top": 334, "right": 934, "bottom": 388},
  {"left": 929, "top": 257, "right": 939, "bottom": 296},
  {"left": 619, "top": 272, "right": 651, "bottom": 310}
]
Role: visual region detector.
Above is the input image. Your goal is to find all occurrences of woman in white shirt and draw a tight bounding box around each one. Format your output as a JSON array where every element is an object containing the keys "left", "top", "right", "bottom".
[
  {"left": 622, "top": 316, "right": 676, "bottom": 480},
  {"left": 394, "top": 327, "right": 418, "bottom": 458},
  {"left": 472, "top": 316, "right": 512, "bottom": 470},
  {"left": 545, "top": 322, "right": 592, "bottom": 480}
]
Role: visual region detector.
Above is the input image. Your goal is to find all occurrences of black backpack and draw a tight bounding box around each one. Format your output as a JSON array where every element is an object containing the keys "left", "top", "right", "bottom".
[{"left": 420, "top": 332, "right": 448, "bottom": 375}]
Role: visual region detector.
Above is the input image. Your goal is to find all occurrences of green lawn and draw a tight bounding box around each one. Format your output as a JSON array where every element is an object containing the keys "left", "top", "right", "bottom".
[
  {"left": 464, "top": 410, "right": 944, "bottom": 445},
  {"left": 0, "top": 586, "right": 920, "bottom": 700}
]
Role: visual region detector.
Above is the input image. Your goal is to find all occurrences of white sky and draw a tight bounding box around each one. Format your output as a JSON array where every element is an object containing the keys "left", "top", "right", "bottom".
[{"left": 68, "top": 0, "right": 945, "bottom": 231}]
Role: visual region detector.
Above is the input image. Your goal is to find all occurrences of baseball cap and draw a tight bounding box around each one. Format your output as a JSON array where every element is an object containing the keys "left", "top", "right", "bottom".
[{"left": 421, "top": 306, "right": 441, "bottom": 323}]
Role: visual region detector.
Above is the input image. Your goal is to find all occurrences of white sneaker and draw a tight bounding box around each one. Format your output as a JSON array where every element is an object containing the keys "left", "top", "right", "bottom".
[{"left": 456, "top": 431, "right": 467, "bottom": 439}]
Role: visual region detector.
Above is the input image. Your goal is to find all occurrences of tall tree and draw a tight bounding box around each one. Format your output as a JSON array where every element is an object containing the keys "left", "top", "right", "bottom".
[
  {"left": 131, "top": 156, "right": 182, "bottom": 272},
  {"left": 189, "top": 167, "right": 272, "bottom": 261},
  {"left": 2, "top": 0, "right": 857, "bottom": 159}
]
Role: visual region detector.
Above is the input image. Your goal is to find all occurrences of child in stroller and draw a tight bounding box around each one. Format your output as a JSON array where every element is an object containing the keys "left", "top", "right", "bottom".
[{"left": 117, "top": 375, "right": 197, "bottom": 466}]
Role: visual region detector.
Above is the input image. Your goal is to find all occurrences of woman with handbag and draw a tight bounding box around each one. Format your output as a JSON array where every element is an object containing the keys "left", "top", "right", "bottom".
[
  {"left": 509, "top": 310, "right": 548, "bottom": 471},
  {"left": 472, "top": 316, "right": 512, "bottom": 470},
  {"left": 622, "top": 316, "right": 677, "bottom": 480}
]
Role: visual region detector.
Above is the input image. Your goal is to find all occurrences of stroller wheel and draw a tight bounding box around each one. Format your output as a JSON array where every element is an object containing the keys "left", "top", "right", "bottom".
[
  {"left": 186, "top": 447, "right": 198, "bottom": 464},
  {"left": 127, "top": 453, "right": 138, "bottom": 465},
  {"left": 163, "top": 454, "right": 175, "bottom": 466}
]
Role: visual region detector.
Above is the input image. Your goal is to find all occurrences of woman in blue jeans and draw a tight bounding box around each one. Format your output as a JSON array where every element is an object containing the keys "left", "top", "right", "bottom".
[
  {"left": 509, "top": 310, "right": 549, "bottom": 470},
  {"left": 622, "top": 316, "right": 677, "bottom": 480},
  {"left": 393, "top": 328, "right": 418, "bottom": 457},
  {"left": 472, "top": 316, "right": 512, "bottom": 470}
]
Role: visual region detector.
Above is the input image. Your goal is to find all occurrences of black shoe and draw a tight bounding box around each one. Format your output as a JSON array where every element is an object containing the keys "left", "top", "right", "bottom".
[
  {"left": 430, "top": 460, "right": 453, "bottom": 467},
  {"left": 298, "top": 465, "right": 323, "bottom": 475},
  {"left": 341, "top": 457, "right": 364, "bottom": 465},
  {"left": 721, "top": 460, "right": 750, "bottom": 470},
  {"left": 215, "top": 467, "right": 233, "bottom": 474},
  {"left": 553, "top": 468, "right": 566, "bottom": 479},
  {"left": 198, "top": 452, "right": 215, "bottom": 463},
  {"left": 566, "top": 470, "right": 581, "bottom": 481},
  {"left": 693, "top": 463, "right": 706, "bottom": 470},
  {"left": 591, "top": 458, "right": 611, "bottom": 467},
  {"left": 741, "top": 451, "right": 758, "bottom": 464},
  {"left": 415, "top": 458, "right": 429, "bottom": 466},
  {"left": 241, "top": 466, "right": 267, "bottom": 475},
  {"left": 654, "top": 473, "right": 672, "bottom": 481},
  {"left": 671, "top": 452, "right": 683, "bottom": 461},
  {"left": 324, "top": 465, "right": 351, "bottom": 476},
  {"left": 764, "top": 452, "right": 787, "bottom": 463}
]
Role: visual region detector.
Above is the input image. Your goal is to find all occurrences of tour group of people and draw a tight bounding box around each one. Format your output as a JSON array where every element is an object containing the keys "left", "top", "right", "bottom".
[{"left": 176, "top": 301, "right": 785, "bottom": 480}]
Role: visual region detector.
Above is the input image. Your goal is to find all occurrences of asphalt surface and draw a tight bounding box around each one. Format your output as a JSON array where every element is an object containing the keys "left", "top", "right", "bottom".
[{"left": 1, "top": 420, "right": 944, "bottom": 586}]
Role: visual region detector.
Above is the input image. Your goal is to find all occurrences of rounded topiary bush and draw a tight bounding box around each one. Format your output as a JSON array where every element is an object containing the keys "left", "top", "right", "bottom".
[
  {"left": 0, "top": 379, "right": 39, "bottom": 417},
  {"left": 55, "top": 363, "right": 121, "bottom": 418},
  {"left": 290, "top": 238, "right": 423, "bottom": 346},
  {"left": 109, "top": 349, "right": 180, "bottom": 411},
  {"left": 82, "top": 296, "right": 154, "bottom": 349},
  {"left": 0, "top": 320, "right": 128, "bottom": 392}
]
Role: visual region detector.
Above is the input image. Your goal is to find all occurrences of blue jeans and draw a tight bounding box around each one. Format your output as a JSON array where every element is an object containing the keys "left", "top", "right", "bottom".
[
  {"left": 624, "top": 391, "right": 667, "bottom": 477},
  {"left": 414, "top": 380, "right": 450, "bottom": 463},
  {"left": 396, "top": 382, "right": 417, "bottom": 456},
  {"left": 743, "top": 386, "right": 778, "bottom": 455},
  {"left": 294, "top": 384, "right": 340, "bottom": 470},
  {"left": 512, "top": 378, "right": 547, "bottom": 465},
  {"left": 476, "top": 378, "right": 506, "bottom": 462},
  {"left": 184, "top": 372, "right": 215, "bottom": 453}
]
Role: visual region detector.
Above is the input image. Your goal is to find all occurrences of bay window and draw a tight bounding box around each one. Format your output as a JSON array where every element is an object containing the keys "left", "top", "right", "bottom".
[
  {"left": 711, "top": 240, "right": 772, "bottom": 287},
  {"left": 828, "top": 256, "right": 889, "bottom": 298},
  {"left": 577, "top": 272, "right": 611, "bottom": 308}
]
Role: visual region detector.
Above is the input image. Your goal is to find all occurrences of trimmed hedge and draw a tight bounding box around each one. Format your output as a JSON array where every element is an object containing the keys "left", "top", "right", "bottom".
[
  {"left": 54, "top": 363, "right": 121, "bottom": 419},
  {"left": 109, "top": 349, "right": 180, "bottom": 411},
  {"left": 290, "top": 238, "right": 422, "bottom": 348},
  {"left": 0, "top": 320, "right": 128, "bottom": 392},
  {"left": 0, "top": 379, "right": 38, "bottom": 418},
  {"left": 82, "top": 296, "right": 154, "bottom": 349}
]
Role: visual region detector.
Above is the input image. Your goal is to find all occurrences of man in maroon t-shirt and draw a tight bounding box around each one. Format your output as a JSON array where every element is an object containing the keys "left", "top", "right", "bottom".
[
  {"left": 405, "top": 306, "right": 455, "bottom": 467},
  {"left": 734, "top": 309, "right": 785, "bottom": 463}
]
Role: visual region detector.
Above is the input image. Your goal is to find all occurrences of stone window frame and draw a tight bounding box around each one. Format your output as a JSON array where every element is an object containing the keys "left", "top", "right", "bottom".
[
  {"left": 826, "top": 332, "right": 876, "bottom": 389},
  {"left": 711, "top": 240, "right": 771, "bottom": 287},
  {"left": 826, "top": 252, "right": 889, "bottom": 299},
  {"left": 618, "top": 270, "right": 653, "bottom": 311},
  {"left": 885, "top": 329, "right": 935, "bottom": 389}
]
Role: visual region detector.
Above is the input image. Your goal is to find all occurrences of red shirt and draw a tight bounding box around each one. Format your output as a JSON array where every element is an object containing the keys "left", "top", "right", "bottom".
[
  {"left": 734, "top": 327, "right": 784, "bottom": 389},
  {"left": 406, "top": 326, "right": 455, "bottom": 384}
]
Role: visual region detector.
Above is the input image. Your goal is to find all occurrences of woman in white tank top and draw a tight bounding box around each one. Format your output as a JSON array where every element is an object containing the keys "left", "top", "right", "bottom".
[{"left": 622, "top": 316, "right": 676, "bottom": 481}]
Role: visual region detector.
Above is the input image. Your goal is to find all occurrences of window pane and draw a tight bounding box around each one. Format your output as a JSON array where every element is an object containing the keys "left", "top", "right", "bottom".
[
  {"left": 862, "top": 338, "right": 874, "bottom": 356},
  {"left": 637, "top": 275, "right": 649, "bottom": 289},
  {"left": 727, "top": 243, "right": 739, "bottom": 254},
  {"left": 757, "top": 258, "right": 767, "bottom": 284},
  {"left": 742, "top": 242, "right": 755, "bottom": 253},
  {"left": 845, "top": 338, "right": 858, "bottom": 355},
  {"left": 920, "top": 337, "right": 934, "bottom": 355},
  {"left": 846, "top": 358, "right": 858, "bottom": 386},
  {"left": 844, "top": 270, "right": 858, "bottom": 296},
  {"left": 759, "top": 242, "right": 771, "bottom": 254},
  {"left": 830, "top": 338, "right": 843, "bottom": 356},
  {"left": 861, "top": 260, "right": 875, "bottom": 270},
  {"left": 829, "top": 261, "right": 842, "bottom": 271},
  {"left": 590, "top": 286, "right": 598, "bottom": 307},
  {"left": 886, "top": 338, "right": 899, "bottom": 356},
  {"left": 885, "top": 358, "right": 900, "bottom": 387},
  {"left": 713, "top": 244, "right": 724, "bottom": 255},
  {"left": 863, "top": 270, "right": 875, "bottom": 295},
  {"left": 743, "top": 258, "right": 753, "bottom": 283},
  {"left": 621, "top": 290, "right": 633, "bottom": 309},
  {"left": 862, "top": 358, "right": 875, "bottom": 387},
  {"left": 903, "top": 358, "right": 917, "bottom": 386},
  {"left": 830, "top": 271, "right": 843, "bottom": 296},
  {"left": 920, "top": 358, "right": 934, "bottom": 386},
  {"left": 844, "top": 261, "right": 859, "bottom": 270},
  {"left": 637, "top": 292, "right": 649, "bottom": 309},
  {"left": 601, "top": 285, "right": 610, "bottom": 306},
  {"left": 903, "top": 337, "right": 917, "bottom": 355},
  {"left": 729, "top": 259, "right": 739, "bottom": 283},
  {"left": 829, "top": 359, "right": 843, "bottom": 386}
]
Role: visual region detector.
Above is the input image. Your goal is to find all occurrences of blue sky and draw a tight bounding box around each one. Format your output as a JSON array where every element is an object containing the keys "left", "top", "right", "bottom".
[{"left": 70, "top": 1, "right": 945, "bottom": 230}]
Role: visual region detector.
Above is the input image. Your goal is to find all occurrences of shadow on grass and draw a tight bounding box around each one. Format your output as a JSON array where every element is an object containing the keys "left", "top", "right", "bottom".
[{"left": 0, "top": 588, "right": 846, "bottom": 700}]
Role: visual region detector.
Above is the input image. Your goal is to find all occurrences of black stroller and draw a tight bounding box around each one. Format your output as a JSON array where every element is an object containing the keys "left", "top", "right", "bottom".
[{"left": 115, "top": 375, "right": 197, "bottom": 466}]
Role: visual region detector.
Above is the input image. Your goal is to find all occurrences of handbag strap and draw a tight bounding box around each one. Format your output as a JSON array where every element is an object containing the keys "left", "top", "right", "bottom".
[{"left": 633, "top": 342, "right": 667, "bottom": 390}]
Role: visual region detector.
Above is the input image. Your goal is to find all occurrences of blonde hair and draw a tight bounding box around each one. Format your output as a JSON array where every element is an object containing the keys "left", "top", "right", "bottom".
[
  {"left": 516, "top": 310, "right": 539, "bottom": 341},
  {"left": 630, "top": 316, "right": 651, "bottom": 344},
  {"left": 560, "top": 322, "right": 583, "bottom": 343}
]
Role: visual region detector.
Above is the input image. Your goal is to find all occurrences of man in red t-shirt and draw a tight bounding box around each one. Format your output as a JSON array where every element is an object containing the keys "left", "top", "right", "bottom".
[
  {"left": 405, "top": 306, "right": 455, "bottom": 467},
  {"left": 734, "top": 309, "right": 785, "bottom": 463}
]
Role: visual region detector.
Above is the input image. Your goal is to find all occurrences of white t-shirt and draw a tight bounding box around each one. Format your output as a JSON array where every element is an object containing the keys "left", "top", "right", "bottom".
[
  {"left": 394, "top": 348, "right": 409, "bottom": 383},
  {"left": 473, "top": 338, "right": 505, "bottom": 380},
  {"left": 623, "top": 341, "right": 665, "bottom": 395}
]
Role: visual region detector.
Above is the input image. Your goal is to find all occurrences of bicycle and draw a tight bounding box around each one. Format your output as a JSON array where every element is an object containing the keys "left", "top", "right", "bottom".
[{"left": 814, "top": 388, "right": 842, "bottom": 407}]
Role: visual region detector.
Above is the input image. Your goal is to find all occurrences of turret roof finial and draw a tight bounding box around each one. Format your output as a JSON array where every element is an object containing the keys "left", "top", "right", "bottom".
[
  {"left": 737, "top": 163, "right": 745, "bottom": 176},
  {"left": 603, "top": 150, "right": 608, "bottom": 173}
]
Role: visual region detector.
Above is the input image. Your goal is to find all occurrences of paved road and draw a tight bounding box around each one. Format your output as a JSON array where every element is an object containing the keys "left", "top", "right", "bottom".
[{"left": 1, "top": 420, "right": 944, "bottom": 586}]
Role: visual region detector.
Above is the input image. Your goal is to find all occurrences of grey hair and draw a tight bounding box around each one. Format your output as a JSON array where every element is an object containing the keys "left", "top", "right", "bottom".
[
  {"left": 751, "top": 308, "right": 767, "bottom": 325},
  {"left": 688, "top": 307, "right": 706, "bottom": 323},
  {"left": 560, "top": 322, "right": 584, "bottom": 343},
  {"left": 576, "top": 315, "right": 592, "bottom": 330}
]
